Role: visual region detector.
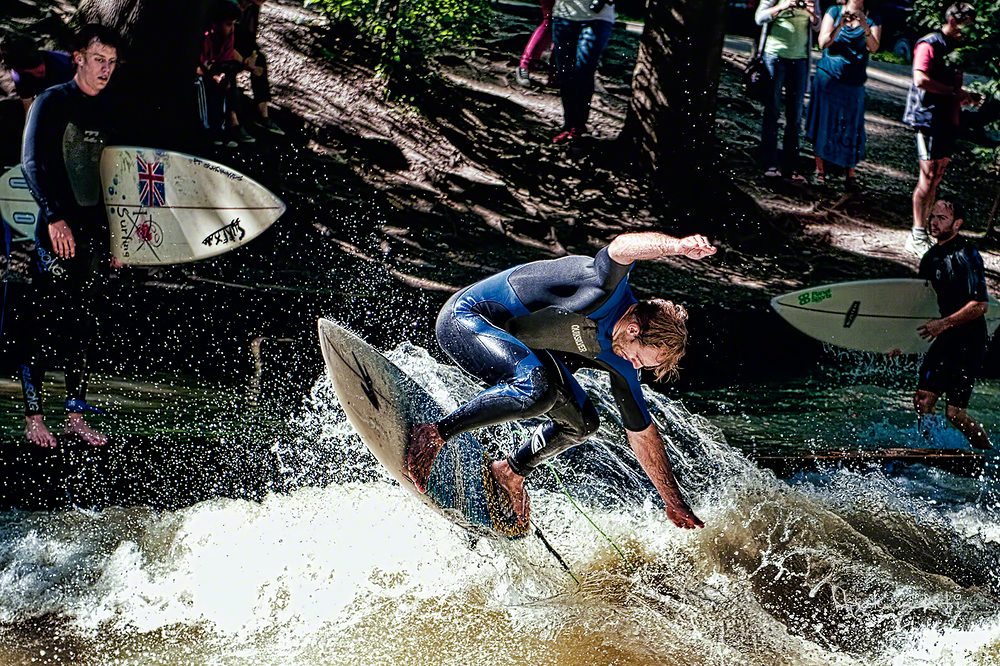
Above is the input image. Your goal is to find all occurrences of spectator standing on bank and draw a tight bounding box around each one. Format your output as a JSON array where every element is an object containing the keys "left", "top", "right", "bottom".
[
  {"left": 198, "top": 6, "right": 255, "bottom": 147},
  {"left": 902, "top": 3, "right": 980, "bottom": 257},
  {"left": 550, "top": 0, "right": 615, "bottom": 144},
  {"left": 235, "top": 0, "right": 284, "bottom": 135},
  {"left": 806, "top": 0, "right": 880, "bottom": 191},
  {"left": 0, "top": 40, "right": 75, "bottom": 113},
  {"left": 755, "top": 0, "right": 819, "bottom": 183},
  {"left": 515, "top": 0, "right": 555, "bottom": 87}
]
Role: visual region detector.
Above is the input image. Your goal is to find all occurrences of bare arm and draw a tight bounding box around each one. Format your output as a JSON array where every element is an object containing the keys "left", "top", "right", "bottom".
[
  {"left": 919, "top": 300, "right": 989, "bottom": 339},
  {"left": 914, "top": 70, "right": 959, "bottom": 96},
  {"left": 817, "top": 11, "right": 837, "bottom": 49},
  {"left": 606, "top": 232, "right": 716, "bottom": 265},
  {"left": 626, "top": 424, "right": 704, "bottom": 529}
]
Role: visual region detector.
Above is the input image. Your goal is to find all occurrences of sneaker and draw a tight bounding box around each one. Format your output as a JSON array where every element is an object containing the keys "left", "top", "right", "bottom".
[
  {"left": 515, "top": 66, "right": 531, "bottom": 87},
  {"left": 228, "top": 125, "right": 256, "bottom": 144},
  {"left": 844, "top": 175, "right": 861, "bottom": 194},
  {"left": 257, "top": 117, "right": 285, "bottom": 136},
  {"left": 904, "top": 230, "right": 934, "bottom": 257},
  {"left": 552, "top": 128, "right": 580, "bottom": 145}
]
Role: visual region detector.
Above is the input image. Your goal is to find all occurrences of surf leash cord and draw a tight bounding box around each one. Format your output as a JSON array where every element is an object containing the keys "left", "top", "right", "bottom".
[{"left": 545, "top": 462, "right": 634, "bottom": 574}]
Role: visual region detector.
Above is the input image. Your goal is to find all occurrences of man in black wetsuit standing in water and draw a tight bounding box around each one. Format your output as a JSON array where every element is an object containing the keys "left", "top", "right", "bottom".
[
  {"left": 405, "top": 231, "right": 716, "bottom": 529},
  {"left": 914, "top": 198, "right": 992, "bottom": 450},
  {"left": 19, "top": 24, "right": 121, "bottom": 448}
]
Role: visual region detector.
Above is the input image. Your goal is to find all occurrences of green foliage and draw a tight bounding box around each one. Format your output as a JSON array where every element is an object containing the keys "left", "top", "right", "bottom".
[
  {"left": 909, "top": 0, "right": 1000, "bottom": 77},
  {"left": 910, "top": 0, "right": 1000, "bottom": 178},
  {"left": 306, "top": 0, "right": 493, "bottom": 84}
]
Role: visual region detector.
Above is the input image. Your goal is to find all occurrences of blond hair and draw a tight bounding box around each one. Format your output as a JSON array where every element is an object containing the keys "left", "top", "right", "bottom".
[{"left": 623, "top": 299, "right": 688, "bottom": 382}]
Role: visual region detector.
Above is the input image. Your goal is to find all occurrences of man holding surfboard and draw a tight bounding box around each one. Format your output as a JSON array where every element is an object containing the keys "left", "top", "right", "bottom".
[
  {"left": 17, "top": 24, "right": 121, "bottom": 448},
  {"left": 405, "top": 232, "right": 716, "bottom": 529},
  {"left": 913, "top": 198, "right": 992, "bottom": 450}
]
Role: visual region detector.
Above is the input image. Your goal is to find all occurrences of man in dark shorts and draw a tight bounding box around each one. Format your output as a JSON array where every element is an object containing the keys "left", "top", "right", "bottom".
[
  {"left": 405, "top": 231, "right": 717, "bottom": 528},
  {"left": 914, "top": 199, "right": 992, "bottom": 450},
  {"left": 18, "top": 24, "right": 121, "bottom": 448},
  {"left": 902, "top": 3, "right": 979, "bottom": 257}
]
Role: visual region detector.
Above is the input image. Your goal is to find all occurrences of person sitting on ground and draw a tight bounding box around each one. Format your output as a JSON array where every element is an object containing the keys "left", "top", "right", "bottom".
[
  {"left": 235, "top": 0, "right": 283, "bottom": 135},
  {"left": 902, "top": 3, "right": 980, "bottom": 257},
  {"left": 911, "top": 198, "right": 992, "bottom": 451},
  {"left": 755, "top": 0, "right": 819, "bottom": 182},
  {"left": 514, "top": 0, "right": 555, "bottom": 87},
  {"left": 0, "top": 38, "right": 75, "bottom": 113},
  {"left": 405, "top": 231, "right": 717, "bottom": 528},
  {"left": 806, "top": 0, "right": 880, "bottom": 191},
  {"left": 197, "top": 7, "right": 254, "bottom": 147}
]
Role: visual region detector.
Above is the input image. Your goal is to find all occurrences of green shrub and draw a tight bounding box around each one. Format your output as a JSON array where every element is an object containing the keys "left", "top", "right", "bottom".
[{"left": 306, "top": 0, "right": 493, "bottom": 84}]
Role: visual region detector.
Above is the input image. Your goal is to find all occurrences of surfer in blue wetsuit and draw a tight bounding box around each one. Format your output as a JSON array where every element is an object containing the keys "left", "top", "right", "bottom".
[
  {"left": 18, "top": 24, "right": 121, "bottom": 448},
  {"left": 913, "top": 199, "right": 992, "bottom": 450},
  {"left": 405, "top": 231, "right": 717, "bottom": 528}
]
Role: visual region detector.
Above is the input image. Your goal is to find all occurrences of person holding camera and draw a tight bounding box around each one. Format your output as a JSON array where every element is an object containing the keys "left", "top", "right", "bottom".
[
  {"left": 805, "top": 0, "right": 881, "bottom": 191},
  {"left": 754, "top": 0, "right": 819, "bottom": 182},
  {"left": 549, "top": 0, "right": 616, "bottom": 144}
]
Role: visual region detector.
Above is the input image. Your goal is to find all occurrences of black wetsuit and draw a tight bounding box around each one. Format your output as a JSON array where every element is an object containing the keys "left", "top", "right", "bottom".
[
  {"left": 435, "top": 247, "right": 652, "bottom": 476},
  {"left": 917, "top": 235, "right": 988, "bottom": 408},
  {"left": 19, "top": 79, "right": 111, "bottom": 416}
]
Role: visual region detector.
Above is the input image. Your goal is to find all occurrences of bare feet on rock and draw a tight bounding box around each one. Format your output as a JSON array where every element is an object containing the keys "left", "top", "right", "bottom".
[
  {"left": 405, "top": 423, "right": 446, "bottom": 493},
  {"left": 25, "top": 415, "right": 57, "bottom": 448},
  {"left": 490, "top": 459, "right": 530, "bottom": 526},
  {"left": 64, "top": 414, "right": 107, "bottom": 446}
]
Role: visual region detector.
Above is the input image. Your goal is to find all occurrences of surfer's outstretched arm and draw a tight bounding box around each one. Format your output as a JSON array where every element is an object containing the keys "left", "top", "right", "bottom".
[
  {"left": 607, "top": 232, "right": 717, "bottom": 264},
  {"left": 626, "top": 424, "right": 704, "bottom": 529}
]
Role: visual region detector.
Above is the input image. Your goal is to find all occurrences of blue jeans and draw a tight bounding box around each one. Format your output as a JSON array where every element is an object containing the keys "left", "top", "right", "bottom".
[
  {"left": 552, "top": 17, "right": 613, "bottom": 132},
  {"left": 760, "top": 54, "right": 808, "bottom": 172}
]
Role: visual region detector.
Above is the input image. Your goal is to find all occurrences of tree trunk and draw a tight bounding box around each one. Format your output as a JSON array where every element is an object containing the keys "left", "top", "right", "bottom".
[{"left": 620, "top": 0, "right": 767, "bottom": 237}]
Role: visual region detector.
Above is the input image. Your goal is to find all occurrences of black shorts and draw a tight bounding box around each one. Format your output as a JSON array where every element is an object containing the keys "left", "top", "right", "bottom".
[
  {"left": 917, "top": 330, "right": 987, "bottom": 408},
  {"left": 915, "top": 126, "right": 958, "bottom": 161}
]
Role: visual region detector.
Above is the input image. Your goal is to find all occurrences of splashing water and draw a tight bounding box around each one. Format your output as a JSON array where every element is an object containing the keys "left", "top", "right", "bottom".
[{"left": 0, "top": 341, "right": 998, "bottom": 665}]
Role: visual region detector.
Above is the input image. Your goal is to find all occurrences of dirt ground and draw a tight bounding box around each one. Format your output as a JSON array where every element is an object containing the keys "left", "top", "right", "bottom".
[{"left": 2, "top": 0, "right": 999, "bottom": 385}]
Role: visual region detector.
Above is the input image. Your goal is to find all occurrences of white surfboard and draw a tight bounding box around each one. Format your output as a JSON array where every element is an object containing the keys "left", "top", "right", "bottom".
[
  {"left": 102, "top": 146, "right": 285, "bottom": 265},
  {"left": 772, "top": 279, "right": 1000, "bottom": 354},
  {"left": 0, "top": 165, "right": 39, "bottom": 240}
]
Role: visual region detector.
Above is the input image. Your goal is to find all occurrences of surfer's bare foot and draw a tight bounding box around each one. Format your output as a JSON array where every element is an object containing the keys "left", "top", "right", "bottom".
[
  {"left": 64, "top": 414, "right": 107, "bottom": 447},
  {"left": 405, "top": 424, "right": 445, "bottom": 493},
  {"left": 25, "top": 416, "right": 57, "bottom": 448},
  {"left": 490, "top": 459, "right": 530, "bottom": 526}
]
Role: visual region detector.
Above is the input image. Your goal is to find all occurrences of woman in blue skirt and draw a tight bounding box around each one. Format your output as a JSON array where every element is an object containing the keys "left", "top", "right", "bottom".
[{"left": 806, "top": 0, "right": 881, "bottom": 190}]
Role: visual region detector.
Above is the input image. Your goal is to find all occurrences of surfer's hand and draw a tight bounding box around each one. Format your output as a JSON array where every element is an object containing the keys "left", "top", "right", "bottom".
[
  {"left": 110, "top": 256, "right": 123, "bottom": 270},
  {"left": 48, "top": 220, "right": 75, "bottom": 259},
  {"left": 665, "top": 500, "right": 704, "bottom": 529},
  {"left": 674, "top": 235, "right": 717, "bottom": 261},
  {"left": 918, "top": 319, "right": 947, "bottom": 339}
]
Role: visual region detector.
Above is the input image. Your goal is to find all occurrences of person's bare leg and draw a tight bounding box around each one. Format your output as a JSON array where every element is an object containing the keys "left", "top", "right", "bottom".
[
  {"left": 914, "top": 389, "right": 939, "bottom": 438},
  {"left": 257, "top": 101, "right": 269, "bottom": 119},
  {"left": 912, "top": 160, "right": 937, "bottom": 232},
  {"left": 405, "top": 423, "right": 446, "bottom": 493},
  {"left": 946, "top": 405, "right": 993, "bottom": 450},
  {"left": 25, "top": 415, "right": 57, "bottom": 448},
  {"left": 490, "top": 459, "right": 530, "bottom": 525},
  {"left": 64, "top": 413, "right": 107, "bottom": 446}
]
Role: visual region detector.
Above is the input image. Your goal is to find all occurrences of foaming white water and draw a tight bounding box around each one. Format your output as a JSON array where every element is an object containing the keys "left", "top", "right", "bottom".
[{"left": 0, "top": 340, "right": 998, "bottom": 665}]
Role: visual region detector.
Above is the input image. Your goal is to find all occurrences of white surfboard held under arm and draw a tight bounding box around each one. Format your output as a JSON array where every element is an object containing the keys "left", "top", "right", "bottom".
[
  {"left": 771, "top": 279, "right": 1000, "bottom": 354},
  {"left": 102, "top": 146, "right": 285, "bottom": 265},
  {"left": 0, "top": 149, "right": 284, "bottom": 265}
]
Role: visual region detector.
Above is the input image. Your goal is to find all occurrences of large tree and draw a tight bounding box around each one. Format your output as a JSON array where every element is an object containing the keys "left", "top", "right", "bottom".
[{"left": 620, "top": 0, "right": 765, "bottom": 234}]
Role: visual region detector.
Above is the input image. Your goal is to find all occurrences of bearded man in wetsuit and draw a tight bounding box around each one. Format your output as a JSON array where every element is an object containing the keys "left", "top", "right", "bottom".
[
  {"left": 405, "top": 231, "right": 717, "bottom": 529},
  {"left": 19, "top": 24, "right": 121, "bottom": 448},
  {"left": 913, "top": 199, "right": 992, "bottom": 451}
]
